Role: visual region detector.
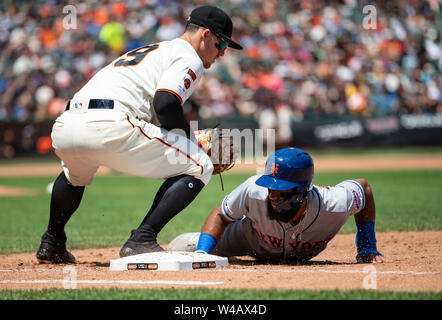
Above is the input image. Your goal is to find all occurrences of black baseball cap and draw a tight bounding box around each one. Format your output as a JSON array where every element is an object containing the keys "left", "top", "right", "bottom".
[{"left": 187, "top": 5, "right": 243, "bottom": 50}]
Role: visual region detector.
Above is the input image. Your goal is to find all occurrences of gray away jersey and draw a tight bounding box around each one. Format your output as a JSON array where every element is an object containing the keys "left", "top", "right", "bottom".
[{"left": 219, "top": 175, "right": 365, "bottom": 261}]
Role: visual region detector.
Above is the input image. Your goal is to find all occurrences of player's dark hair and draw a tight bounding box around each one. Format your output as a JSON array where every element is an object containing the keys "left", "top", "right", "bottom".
[{"left": 184, "top": 22, "right": 202, "bottom": 34}]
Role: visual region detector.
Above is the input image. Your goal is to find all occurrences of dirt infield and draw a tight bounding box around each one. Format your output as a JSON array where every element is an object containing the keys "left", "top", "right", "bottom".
[
  {"left": 0, "top": 231, "right": 441, "bottom": 292},
  {"left": 1, "top": 154, "right": 441, "bottom": 292}
]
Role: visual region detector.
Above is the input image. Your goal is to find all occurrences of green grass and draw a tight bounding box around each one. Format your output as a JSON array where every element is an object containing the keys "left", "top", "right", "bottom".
[
  {"left": 0, "top": 170, "right": 441, "bottom": 253},
  {"left": 0, "top": 173, "right": 243, "bottom": 253},
  {"left": 313, "top": 170, "right": 442, "bottom": 233},
  {"left": 1, "top": 288, "right": 440, "bottom": 300}
]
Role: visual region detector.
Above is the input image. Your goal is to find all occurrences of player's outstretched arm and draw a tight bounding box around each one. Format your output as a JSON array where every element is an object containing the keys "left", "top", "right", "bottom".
[
  {"left": 195, "top": 203, "right": 231, "bottom": 254},
  {"left": 353, "top": 179, "right": 391, "bottom": 264}
]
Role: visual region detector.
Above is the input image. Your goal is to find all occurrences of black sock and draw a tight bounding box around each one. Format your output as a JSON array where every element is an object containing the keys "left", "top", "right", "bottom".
[
  {"left": 130, "top": 175, "right": 205, "bottom": 242},
  {"left": 46, "top": 171, "right": 85, "bottom": 240}
]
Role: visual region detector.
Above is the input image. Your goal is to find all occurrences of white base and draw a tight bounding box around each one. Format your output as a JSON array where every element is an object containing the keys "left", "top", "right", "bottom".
[{"left": 109, "top": 251, "right": 229, "bottom": 271}]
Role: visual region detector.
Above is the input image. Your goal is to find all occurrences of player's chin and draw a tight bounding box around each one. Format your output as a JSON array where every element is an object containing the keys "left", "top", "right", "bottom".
[
  {"left": 268, "top": 207, "right": 295, "bottom": 223},
  {"left": 203, "top": 57, "right": 218, "bottom": 69},
  {"left": 203, "top": 61, "right": 214, "bottom": 69}
]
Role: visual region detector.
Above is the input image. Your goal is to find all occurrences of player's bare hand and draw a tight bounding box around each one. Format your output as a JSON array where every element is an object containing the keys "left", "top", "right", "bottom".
[
  {"left": 356, "top": 253, "right": 392, "bottom": 264},
  {"left": 371, "top": 254, "right": 392, "bottom": 264}
]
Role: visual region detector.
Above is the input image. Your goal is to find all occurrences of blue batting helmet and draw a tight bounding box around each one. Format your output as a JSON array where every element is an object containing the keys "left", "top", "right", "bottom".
[{"left": 255, "top": 147, "right": 314, "bottom": 191}]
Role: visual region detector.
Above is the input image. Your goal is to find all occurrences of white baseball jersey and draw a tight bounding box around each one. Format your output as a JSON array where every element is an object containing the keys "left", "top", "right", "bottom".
[
  {"left": 51, "top": 38, "right": 213, "bottom": 186},
  {"left": 215, "top": 175, "right": 365, "bottom": 261},
  {"left": 73, "top": 38, "right": 204, "bottom": 124}
]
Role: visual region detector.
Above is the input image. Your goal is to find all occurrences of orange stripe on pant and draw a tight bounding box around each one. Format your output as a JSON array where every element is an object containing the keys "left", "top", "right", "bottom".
[{"left": 126, "top": 115, "right": 203, "bottom": 175}]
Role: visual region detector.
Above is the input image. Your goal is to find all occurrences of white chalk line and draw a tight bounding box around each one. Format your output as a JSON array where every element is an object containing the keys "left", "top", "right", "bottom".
[
  {"left": 0, "top": 279, "right": 223, "bottom": 286},
  {"left": 0, "top": 268, "right": 100, "bottom": 273},
  {"left": 1, "top": 268, "right": 440, "bottom": 287},
  {"left": 1, "top": 268, "right": 441, "bottom": 276}
]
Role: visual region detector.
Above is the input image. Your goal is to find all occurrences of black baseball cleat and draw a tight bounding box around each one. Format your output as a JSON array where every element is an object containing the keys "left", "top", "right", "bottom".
[
  {"left": 36, "top": 242, "right": 76, "bottom": 264},
  {"left": 36, "top": 231, "right": 76, "bottom": 264},
  {"left": 119, "top": 239, "right": 165, "bottom": 257}
]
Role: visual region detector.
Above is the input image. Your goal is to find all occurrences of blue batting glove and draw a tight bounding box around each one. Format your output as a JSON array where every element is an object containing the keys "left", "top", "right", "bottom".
[{"left": 355, "top": 221, "right": 383, "bottom": 263}]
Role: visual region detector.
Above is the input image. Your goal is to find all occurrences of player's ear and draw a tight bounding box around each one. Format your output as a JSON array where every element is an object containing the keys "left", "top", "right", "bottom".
[{"left": 201, "top": 28, "right": 211, "bottom": 40}]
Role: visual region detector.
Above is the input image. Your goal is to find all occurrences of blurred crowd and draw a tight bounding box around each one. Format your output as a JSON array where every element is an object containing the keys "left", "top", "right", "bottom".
[{"left": 0, "top": 0, "right": 441, "bottom": 150}]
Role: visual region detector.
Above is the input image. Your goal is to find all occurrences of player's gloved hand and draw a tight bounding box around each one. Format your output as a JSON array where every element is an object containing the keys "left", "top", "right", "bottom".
[
  {"left": 195, "top": 233, "right": 217, "bottom": 254},
  {"left": 193, "top": 126, "right": 239, "bottom": 175},
  {"left": 194, "top": 129, "right": 211, "bottom": 154},
  {"left": 355, "top": 221, "right": 386, "bottom": 263},
  {"left": 194, "top": 126, "right": 239, "bottom": 190}
]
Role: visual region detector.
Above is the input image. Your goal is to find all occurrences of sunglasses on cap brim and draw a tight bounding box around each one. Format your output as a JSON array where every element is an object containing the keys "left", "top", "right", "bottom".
[
  {"left": 191, "top": 21, "right": 230, "bottom": 51},
  {"left": 210, "top": 30, "right": 229, "bottom": 50},
  {"left": 214, "top": 39, "right": 229, "bottom": 51}
]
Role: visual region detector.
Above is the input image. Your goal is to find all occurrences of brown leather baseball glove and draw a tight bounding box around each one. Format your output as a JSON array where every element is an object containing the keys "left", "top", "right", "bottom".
[{"left": 194, "top": 125, "right": 239, "bottom": 189}]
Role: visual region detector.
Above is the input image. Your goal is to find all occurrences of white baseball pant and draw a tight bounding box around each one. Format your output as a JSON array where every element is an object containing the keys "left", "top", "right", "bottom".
[{"left": 51, "top": 106, "right": 213, "bottom": 186}]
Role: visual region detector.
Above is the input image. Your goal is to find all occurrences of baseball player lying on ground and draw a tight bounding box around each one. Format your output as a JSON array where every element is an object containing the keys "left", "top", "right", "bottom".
[{"left": 169, "top": 147, "right": 391, "bottom": 264}]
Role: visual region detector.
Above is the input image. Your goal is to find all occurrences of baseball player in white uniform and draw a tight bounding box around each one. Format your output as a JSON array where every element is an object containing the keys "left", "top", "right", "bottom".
[
  {"left": 36, "top": 5, "right": 243, "bottom": 264},
  {"left": 169, "top": 148, "right": 390, "bottom": 264}
]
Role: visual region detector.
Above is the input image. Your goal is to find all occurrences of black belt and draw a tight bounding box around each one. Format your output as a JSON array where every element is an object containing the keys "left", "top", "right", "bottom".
[{"left": 66, "top": 99, "right": 114, "bottom": 111}]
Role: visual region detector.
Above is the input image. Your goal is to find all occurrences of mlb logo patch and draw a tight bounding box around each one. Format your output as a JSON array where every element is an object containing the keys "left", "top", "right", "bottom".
[
  {"left": 74, "top": 102, "right": 83, "bottom": 109},
  {"left": 71, "top": 100, "right": 87, "bottom": 110}
]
